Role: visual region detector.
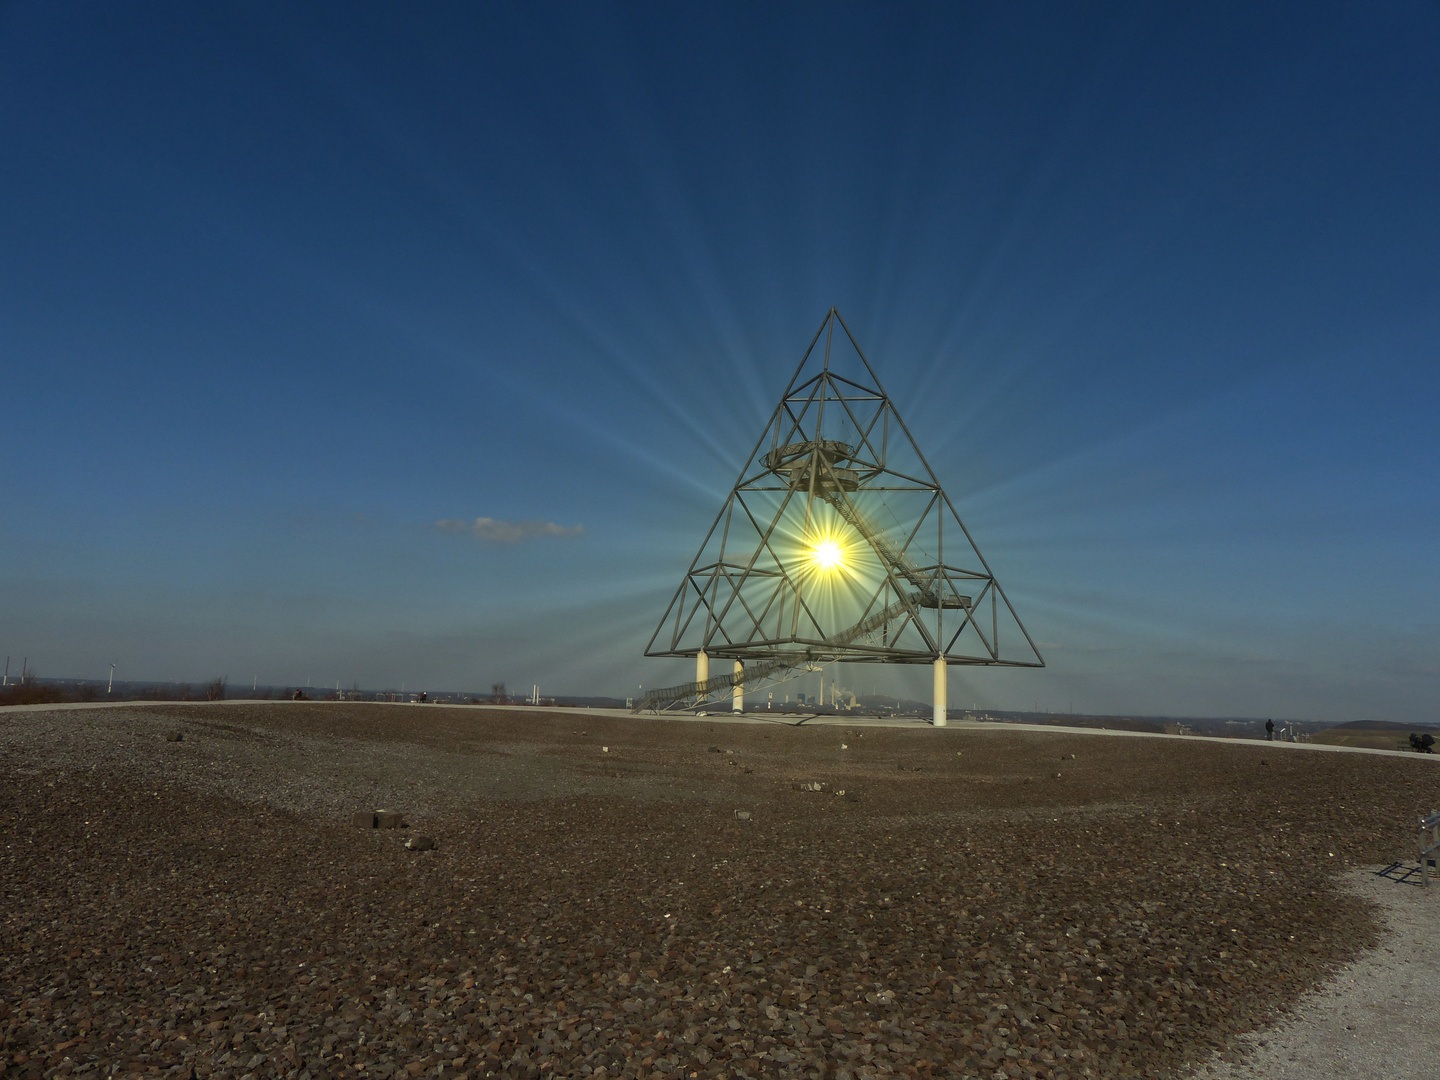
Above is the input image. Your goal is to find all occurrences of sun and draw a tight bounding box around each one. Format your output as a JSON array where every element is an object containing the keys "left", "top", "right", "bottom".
[{"left": 809, "top": 537, "right": 845, "bottom": 571}]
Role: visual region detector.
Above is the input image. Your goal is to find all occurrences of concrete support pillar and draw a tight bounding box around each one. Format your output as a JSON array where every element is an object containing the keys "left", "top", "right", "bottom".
[
  {"left": 933, "top": 658, "right": 947, "bottom": 727},
  {"left": 696, "top": 651, "right": 709, "bottom": 708},
  {"left": 732, "top": 660, "right": 745, "bottom": 712}
]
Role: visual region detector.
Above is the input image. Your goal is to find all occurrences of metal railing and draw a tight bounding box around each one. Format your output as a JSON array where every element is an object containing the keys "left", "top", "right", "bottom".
[
  {"left": 1421, "top": 811, "right": 1440, "bottom": 887},
  {"left": 634, "top": 594, "right": 917, "bottom": 712},
  {"left": 820, "top": 491, "right": 969, "bottom": 609},
  {"left": 764, "top": 439, "right": 970, "bottom": 610}
]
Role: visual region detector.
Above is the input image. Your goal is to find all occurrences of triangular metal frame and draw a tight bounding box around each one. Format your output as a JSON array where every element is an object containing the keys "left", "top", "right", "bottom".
[{"left": 644, "top": 308, "right": 1042, "bottom": 700}]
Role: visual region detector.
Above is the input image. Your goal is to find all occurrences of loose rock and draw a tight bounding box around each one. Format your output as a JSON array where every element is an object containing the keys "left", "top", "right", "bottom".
[{"left": 0, "top": 701, "right": 1425, "bottom": 1080}]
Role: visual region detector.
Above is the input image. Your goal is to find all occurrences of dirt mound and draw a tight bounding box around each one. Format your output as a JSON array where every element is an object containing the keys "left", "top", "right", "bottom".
[
  {"left": 1310, "top": 724, "right": 1431, "bottom": 751},
  {"left": 1327, "top": 720, "right": 1426, "bottom": 732},
  {"left": 2, "top": 703, "right": 1435, "bottom": 1079}
]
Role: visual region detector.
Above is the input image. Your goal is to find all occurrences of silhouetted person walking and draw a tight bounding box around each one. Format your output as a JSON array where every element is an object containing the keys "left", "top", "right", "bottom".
[{"left": 1265, "top": 718, "right": 1274, "bottom": 741}]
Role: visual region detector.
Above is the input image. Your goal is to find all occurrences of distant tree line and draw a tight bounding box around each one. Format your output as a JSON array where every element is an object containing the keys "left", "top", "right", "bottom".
[{"left": 0, "top": 673, "right": 238, "bottom": 707}]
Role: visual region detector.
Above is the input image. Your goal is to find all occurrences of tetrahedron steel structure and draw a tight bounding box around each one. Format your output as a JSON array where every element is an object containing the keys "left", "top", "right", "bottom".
[{"left": 639, "top": 308, "right": 1042, "bottom": 713}]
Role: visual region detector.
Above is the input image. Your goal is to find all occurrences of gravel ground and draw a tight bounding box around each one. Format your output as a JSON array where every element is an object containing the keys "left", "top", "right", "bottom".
[
  {"left": 3, "top": 702, "right": 1439, "bottom": 1080},
  {"left": 1188, "top": 867, "right": 1440, "bottom": 1080}
]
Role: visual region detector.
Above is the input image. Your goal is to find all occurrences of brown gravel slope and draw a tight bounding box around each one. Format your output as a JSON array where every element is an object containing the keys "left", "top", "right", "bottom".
[{"left": 2, "top": 703, "right": 1437, "bottom": 1080}]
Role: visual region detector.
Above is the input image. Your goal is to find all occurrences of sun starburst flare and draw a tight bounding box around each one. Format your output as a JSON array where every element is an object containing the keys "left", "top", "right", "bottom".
[{"left": 809, "top": 537, "right": 846, "bottom": 571}]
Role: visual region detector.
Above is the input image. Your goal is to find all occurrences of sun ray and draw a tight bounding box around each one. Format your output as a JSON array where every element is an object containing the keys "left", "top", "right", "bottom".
[{"left": 809, "top": 535, "right": 846, "bottom": 572}]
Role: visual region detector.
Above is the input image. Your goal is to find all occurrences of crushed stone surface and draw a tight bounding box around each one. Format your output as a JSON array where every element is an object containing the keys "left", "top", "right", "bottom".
[
  {"left": 1188, "top": 867, "right": 1440, "bottom": 1080},
  {"left": 3, "top": 702, "right": 1439, "bottom": 1080}
]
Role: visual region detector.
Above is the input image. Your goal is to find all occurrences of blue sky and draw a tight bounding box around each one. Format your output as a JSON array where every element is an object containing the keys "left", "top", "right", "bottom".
[{"left": 2, "top": 3, "right": 1438, "bottom": 720}]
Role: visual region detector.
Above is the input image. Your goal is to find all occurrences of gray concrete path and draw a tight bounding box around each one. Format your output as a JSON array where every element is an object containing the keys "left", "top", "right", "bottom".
[{"left": 1191, "top": 867, "right": 1440, "bottom": 1079}]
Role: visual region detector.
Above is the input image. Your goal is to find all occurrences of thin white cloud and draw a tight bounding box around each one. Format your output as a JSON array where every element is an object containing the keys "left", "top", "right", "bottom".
[{"left": 435, "top": 516, "right": 584, "bottom": 544}]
